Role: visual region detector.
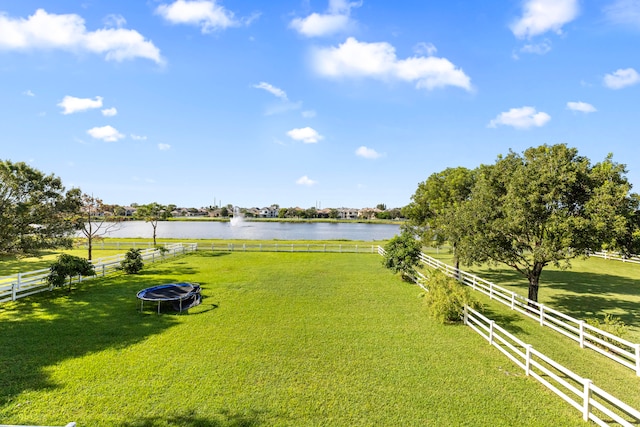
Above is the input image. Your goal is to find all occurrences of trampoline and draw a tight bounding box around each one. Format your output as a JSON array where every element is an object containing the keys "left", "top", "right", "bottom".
[{"left": 137, "top": 282, "right": 202, "bottom": 314}]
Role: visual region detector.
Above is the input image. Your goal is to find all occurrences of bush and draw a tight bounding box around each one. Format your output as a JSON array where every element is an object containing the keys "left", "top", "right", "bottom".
[
  {"left": 423, "top": 270, "right": 481, "bottom": 324},
  {"left": 46, "top": 254, "right": 96, "bottom": 291},
  {"left": 586, "top": 314, "right": 629, "bottom": 350},
  {"left": 382, "top": 232, "right": 422, "bottom": 281},
  {"left": 120, "top": 248, "right": 144, "bottom": 274}
]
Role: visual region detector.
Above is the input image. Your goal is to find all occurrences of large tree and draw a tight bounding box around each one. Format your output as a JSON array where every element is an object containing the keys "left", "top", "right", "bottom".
[
  {"left": 76, "top": 193, "right": 122, "bottom": 260},
  {"left": 403, "top": 166, "right": 475, "bottom": 271},
  {"left": 452, "top": 144, "right": 640, "bottom": 303},
  {"left": 0, "top": 160, "right": 82, "bottom": 255},
  {"left": 134, "top": 202, "right": 171, "bottom": 245}
]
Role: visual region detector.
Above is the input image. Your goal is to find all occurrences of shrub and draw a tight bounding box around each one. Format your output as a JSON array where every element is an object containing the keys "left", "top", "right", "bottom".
[
  {"left": 423, "top": 270, "right": 481, "bottom": 324},
  {"left": 46, "top": 254, "right": 96, "bottom": 291},
  {"left": 120, "top": 248, "right": 144, "bottom": 274},
  {"left": 586, "top": 314, "right": 628, "bottom": 350},
  {"left": 382, "top": 232, "right": 422, "bottom": 281}
]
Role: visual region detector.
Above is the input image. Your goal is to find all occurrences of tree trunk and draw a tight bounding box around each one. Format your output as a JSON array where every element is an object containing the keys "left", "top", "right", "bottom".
[
  {"left": 527, "top": 262, "right": 544, "bottom": 304},
  {"left": 87, "top": 234, "right": 93, "bottom": 261},
  {"left": 152, "top": 223, "right": 157, "bottom": 246}
]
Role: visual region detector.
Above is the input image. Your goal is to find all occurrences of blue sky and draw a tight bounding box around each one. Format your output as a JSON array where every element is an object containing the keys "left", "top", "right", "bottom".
[{"left": 1, "top": 0, "right": 639, "bottom": 209}]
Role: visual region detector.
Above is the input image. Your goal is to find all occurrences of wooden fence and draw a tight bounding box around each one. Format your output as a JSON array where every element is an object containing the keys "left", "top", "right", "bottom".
[
  {"left": 464, "top": 306, "right": 640, "bottom": 426},
  {"left": 416, "top": 252, "right": 640, "bottom": 377},
  {"left": 0, "top": 243, "right": 197, "bottom": 304}
]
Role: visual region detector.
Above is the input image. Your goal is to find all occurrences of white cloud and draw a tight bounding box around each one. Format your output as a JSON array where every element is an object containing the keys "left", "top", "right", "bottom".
[
  {"left": 604, "top": 0, "right": 640, "bottom": 27},
  {"left": 413, "top": 42, "right": 437, "bottom": 56},
  {"left": 287, "top": 127, "right": 323, "bottom": 143},
  {"left": 355, "top": 146, "right": 382, "bottom": 159},
  {"left": 87, "top": 125, "right": 125, "bottom": 142},
  {"left": 510, "top": 0, "right": 579, "bottom": 38},
  {"left": 302, "top": 110, "right": 317, "bottom": 118},
  {"left": 289, "top": 0, "right": 361, "bottom": 37},
  {"left": 58, "top": 95, "right": 103, "bottom": 114},
  {"left": 488, "top": 106, "right": 551, "bottom": 129},
  {"left": 0, "top": 9, "right": 163, "bottom": 64},
  {"left": 566, "top": 101, "right": 596, "bottom": 113},
  {"left": 156, "top": 0, "right": 241, "bottom": 33},
  {"left": 104, "top": 14, "right": 127, "bottom": 28},
  {"left": 101, "top": 107, "right": 118, "bottom": 117},
  {"left": 520, "top": 40, "right": 552, "bottom": 55},
  {"left": 296, "top": 175, "right": 318, "bottom": 186},
  {"left": 312, "top": 37, "right": 472, "bottom": 91},
  {"left": 158, "top": 143, "right": 171, "bottom": 150},
  {"left": 131, "top": 134, "right": 147, "bottom": 140},
  {"left": 253, "top": 82, "right": 288, "bottom": 100},
  {"left": 23, "top": 89, "right": 35, "bottom": 97},
  {"left": 603, "top": 68, "right": 640, "bottom": 89}
]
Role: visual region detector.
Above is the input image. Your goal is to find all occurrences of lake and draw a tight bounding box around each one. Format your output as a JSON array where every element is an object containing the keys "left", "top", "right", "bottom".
[{"left": 98, "top": 220, "right": 401, "bottom": 241}]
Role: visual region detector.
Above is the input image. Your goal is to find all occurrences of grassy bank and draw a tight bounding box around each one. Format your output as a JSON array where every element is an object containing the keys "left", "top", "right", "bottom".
[{"left": 0, "top": 252, "right": 584, "bottom": 426}]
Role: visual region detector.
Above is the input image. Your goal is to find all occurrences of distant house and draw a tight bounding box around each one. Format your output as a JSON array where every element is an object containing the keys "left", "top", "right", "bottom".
[
  {"left": 337, "top": 208, "right": 359, "bottom": 220},
  {"left": 258, "top": 205, "right": 280, "bottom": 218},
  {"left": 358, "top": 208, "right": 381, "bottom": 220}
]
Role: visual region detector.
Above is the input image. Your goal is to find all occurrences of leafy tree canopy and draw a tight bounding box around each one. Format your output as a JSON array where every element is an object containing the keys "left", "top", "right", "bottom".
[
  {"left": 382, "top": 232, "right": 422, "bottom": 280},
  {"left": 450, "top": 144, "right": 639, "bottom": 302},
  {"left": 0, "top": 160, "right": 82, "bottom": 256}
]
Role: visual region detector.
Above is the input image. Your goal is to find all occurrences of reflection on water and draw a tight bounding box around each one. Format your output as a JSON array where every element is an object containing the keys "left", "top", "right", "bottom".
[{"left": 95, "top": 221, "right": 400, "bottom": 241}]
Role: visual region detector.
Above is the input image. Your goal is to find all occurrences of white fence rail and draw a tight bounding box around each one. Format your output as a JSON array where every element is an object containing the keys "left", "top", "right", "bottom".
[
  {"left": 417, "top": 252, "right": 640, "bottom": 377},
  {"left": 592, "top": 251, "right": 640, "bottom": 265},
  {"left": 207, "top": 243, "right": 379, "bottom": 253},
  {"left": 464, "top": 305, "right": 640, "bottom": 426},
  {"left": 0, "top": 243, "right": 197, "bottom": 304}
]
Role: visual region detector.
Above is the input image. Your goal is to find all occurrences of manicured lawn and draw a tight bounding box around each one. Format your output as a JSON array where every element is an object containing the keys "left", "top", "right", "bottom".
[
  {"left": 422, "top": 248, "right": 640, "bottom": 341},
  {"left": 0, "top": 252, "right": 584, "bottom": 426}
]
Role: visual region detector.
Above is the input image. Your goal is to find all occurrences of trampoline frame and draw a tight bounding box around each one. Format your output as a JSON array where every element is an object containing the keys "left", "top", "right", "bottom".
[{"left": 136, "top": 282, "right": 200, "bottom": 314}]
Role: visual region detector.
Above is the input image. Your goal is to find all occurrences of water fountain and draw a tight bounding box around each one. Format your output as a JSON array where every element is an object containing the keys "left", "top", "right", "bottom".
[{"left": 229, "top": 206, "right": 245, "bottom": 227}]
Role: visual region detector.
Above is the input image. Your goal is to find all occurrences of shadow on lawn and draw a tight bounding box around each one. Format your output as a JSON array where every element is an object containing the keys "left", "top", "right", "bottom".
[
  {"left": 118, "top": 409, "right": 262, "bottom": 427},
  {"left": 467, "top": 268, "right": 640, "bottom": 328},
  {"left": 0, "top": 270, "right": 182, "bottom": 406}
]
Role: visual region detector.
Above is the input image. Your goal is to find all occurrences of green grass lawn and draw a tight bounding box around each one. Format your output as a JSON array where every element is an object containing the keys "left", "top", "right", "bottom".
[
  {"left": 422, "top": 248, "right": 640, "bottom": 342},
  {"left": 0, "top": 252, "right": 587, "bottom": 426}
]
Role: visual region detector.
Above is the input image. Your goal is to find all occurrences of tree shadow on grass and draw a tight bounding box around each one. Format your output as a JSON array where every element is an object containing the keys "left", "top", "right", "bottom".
[
  {"left": 467, "top": 267, "right": 640, "bottom": 328},
  {"left": 118, "top": 409, "right": 263, "bottom": 427},
  {"left": 0, "top": 273, "right": 181, "bottom": 407},
  {"left": 543, "top": 273, "right": 640, "bottom": 327},
  {"left": 478, "top": 306, "right": 527, "bottom": 336}
]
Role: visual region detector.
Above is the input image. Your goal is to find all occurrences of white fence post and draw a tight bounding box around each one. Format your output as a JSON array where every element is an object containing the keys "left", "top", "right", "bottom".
[
  {"left": 463, "top": 305, "right": 468, "bottom": 325},
  {"left": 539, "top": 304, "right": 545, "bottom": 327},
  {"left": 489, "top": 321, "right": 495, "bottom": 345},
  {"left": 511, "top": 293, "right": 515, "bottom": 310},
  {"left": 582, "top": 379, "right": 592, "bottom": 421},
  {"left": 579, "top": 321, "right": 585, "bottom": 349},
  {"left": 12, "top": 281, "right": 17, "bottom": 301},
  {"left": 525, "top": 344, "right": 532, "bottom": 376},
  {"left": 489, "top": 283, "right": 493, "bottom": 300}
]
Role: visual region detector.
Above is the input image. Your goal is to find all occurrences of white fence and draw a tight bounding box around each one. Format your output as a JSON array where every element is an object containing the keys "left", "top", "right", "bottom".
[
  {"left": 464, "top": 305, "right": 640, "bottom": 426},
  {"left": 0, "top": 243, "right": 197, "bottom": 304},
  {"left": 207, "top": 243, "right": 379, "bottom": 253},
  {"left": 417, "top": 252, "right": 640, "bottom": 377},
  {"left": 592, "top": 251, "right": 640, "bottom": 265}
]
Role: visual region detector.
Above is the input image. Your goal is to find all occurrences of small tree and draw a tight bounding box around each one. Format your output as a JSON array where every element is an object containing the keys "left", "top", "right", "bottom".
[
  {"left": 422, "top": 270, "right": 481, "bottom": 323},
  {"left": 134, "top": 202, "right": 171, "bottom": 246},
  {"left": 120, "top": 248, "right": 144, "bottom": 274},
  {"left": 382, "top": 232, "right": 422, "bottom": 280},
  {"left": 46, "top": 254, "right": 95, "bottom": 292},
  {"left": 76, "top": 193, "right": 122, "bottom": 260}
]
